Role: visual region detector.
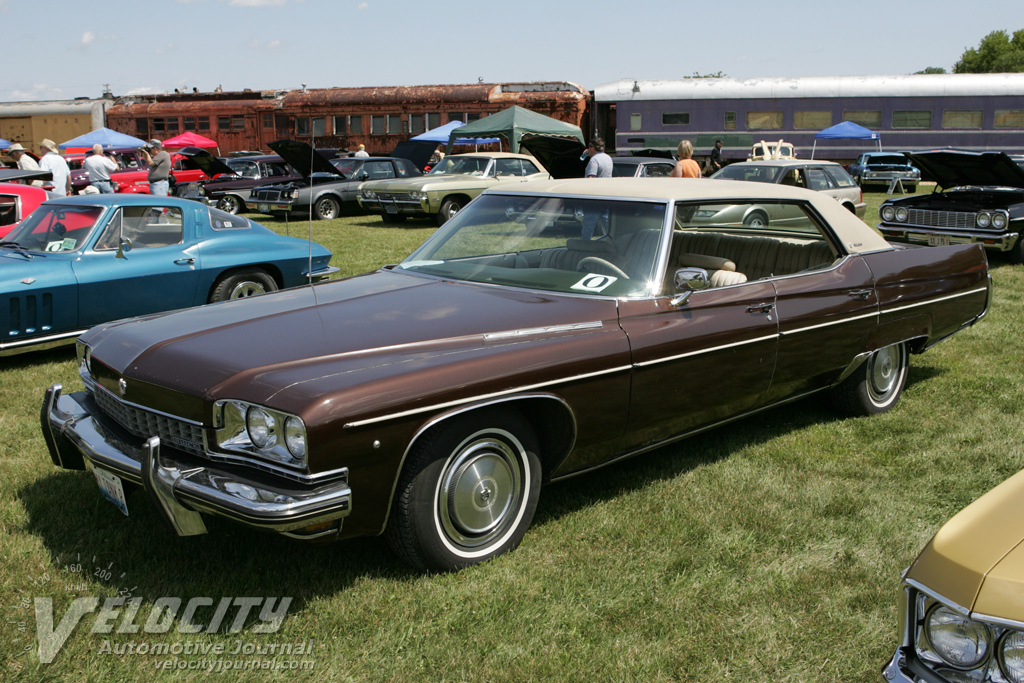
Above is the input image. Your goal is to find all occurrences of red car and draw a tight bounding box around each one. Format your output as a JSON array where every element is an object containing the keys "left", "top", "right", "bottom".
[
  {"left": 111, "top": 147, "right": 233, "bottom": 195},
  {"left": 0, "top": 168, "right": 56, "bottom": 238}
]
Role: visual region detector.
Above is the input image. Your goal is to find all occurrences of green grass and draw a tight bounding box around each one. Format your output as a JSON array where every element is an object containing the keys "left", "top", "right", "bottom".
[{"left": 3, "top": 187, "right": 1022, "bottom": 682}]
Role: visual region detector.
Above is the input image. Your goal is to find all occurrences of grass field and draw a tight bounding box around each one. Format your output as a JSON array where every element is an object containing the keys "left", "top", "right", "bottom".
[{"left": 3, "top": 186, "right": 1022, "bottom": 682}]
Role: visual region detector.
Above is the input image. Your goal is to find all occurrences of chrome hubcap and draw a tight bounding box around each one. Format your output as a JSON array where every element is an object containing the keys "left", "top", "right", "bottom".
[
  {"left": 868, "top": 344, "right": 902, "bottom": 401},
  {"left": 439, "top": 435, "right": 522, "bottom": 547},
  {"left": 229, "top": 281, "right": 266, "bottom": 299}
]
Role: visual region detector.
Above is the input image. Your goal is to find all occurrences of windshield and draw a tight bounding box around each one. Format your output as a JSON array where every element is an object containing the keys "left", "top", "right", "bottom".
[
  {"left": 225, "top": 159, "right": 259, "bottom": 178},
  {"left": 400, "top": 194, "right": 667, "bottom": 297},
  {"left": 712, "top": 165, "right": 783, "bottom": 183},
  {"left": 426, "top": 156, "right": 493, "bottom": 177},
  {"left": 866, "top": 154, "right": 909, "bottom": 166},
  {"left": 4, "top": 204, "right": 106, "bottom": 252},
  {"left": 330, "top": 158, "right": 361, "bottom": 178}
]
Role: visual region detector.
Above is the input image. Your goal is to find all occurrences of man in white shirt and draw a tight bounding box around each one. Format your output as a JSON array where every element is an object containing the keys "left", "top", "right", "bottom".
[
  {"left": 83, "top": 144, "right": 120, "bottom": 193},
  {"left": 7, "top": 143, "right": 44, "bottom": 187},
  {"left": 38, "top": 139, "right": 71, "bottom": 196}
]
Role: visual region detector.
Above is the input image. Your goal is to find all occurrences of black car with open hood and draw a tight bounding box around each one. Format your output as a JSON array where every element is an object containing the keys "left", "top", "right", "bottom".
[{"left": 877, "top": 149, "right": 1024, "bottom": 262}]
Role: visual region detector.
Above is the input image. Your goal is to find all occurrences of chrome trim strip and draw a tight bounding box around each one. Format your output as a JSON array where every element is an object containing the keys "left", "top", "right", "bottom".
[
  {"left": 903, "top": 578, "right": 971, "bottom": 617},
  {"left": 93, "top": 381, "right": 204, "bottom": 427},
  {"left": 633, "top": 333, "right": 779, "bottom": 368},
  {"left": 970, "top": 612, "right": 1024, "bottom": 632},
  {"left": 779, "top": 310, "right": 878, "bottom": 336},
  {"left": 0, "top": 328, "right": 87, "bottom": 356},
  {"left": 344, "top": 365, "right": 630, "bottom": 428},
  {"left": 882, "top": 286, "right": 990, "bottom": 315},
  {"left": 484, "top": 321, "right": 603, "bottom": 340}
]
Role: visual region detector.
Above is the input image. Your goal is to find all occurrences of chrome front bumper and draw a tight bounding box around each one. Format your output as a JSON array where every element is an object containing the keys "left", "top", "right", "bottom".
[
  {"left": 879, "top": 225, "right": 1019, "bottom": 251},
  {"left": 41, "top": 384, "right": 352, "bottom": 539}
]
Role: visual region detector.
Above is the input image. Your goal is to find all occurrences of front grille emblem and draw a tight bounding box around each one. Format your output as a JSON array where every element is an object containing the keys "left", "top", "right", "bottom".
[{"left": 118, "top": 378, "right": 127, "bottom": 397}]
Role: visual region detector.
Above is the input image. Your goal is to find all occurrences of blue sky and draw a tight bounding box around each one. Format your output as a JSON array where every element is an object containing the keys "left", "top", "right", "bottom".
[{"left": 1, "top": 0, "right": 1020, "bottom": 101}]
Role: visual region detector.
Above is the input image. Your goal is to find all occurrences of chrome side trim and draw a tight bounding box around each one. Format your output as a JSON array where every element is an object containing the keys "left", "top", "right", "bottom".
[
  {"left": 0, "top": 329, "right": 87, "bottom": 356},
  {"left": 780, "top": 311, "right": 878, "bottom": 336},
  {"left": 881, "top": 285, "right": 990, "bottom": 316},
  {"left": 633, "top": 333, "right": 779, "bottom": 368},
  {"left": 343, "top": 365, "right": 629, "bottom": 429},
  {"left": 484, "top": 321, "right": 603, "bottom": 340}
]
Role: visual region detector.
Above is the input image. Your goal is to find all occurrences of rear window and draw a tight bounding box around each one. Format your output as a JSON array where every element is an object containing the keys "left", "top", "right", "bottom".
[{"left": 823, "top": 165, "right": 856, "bottom": 188}]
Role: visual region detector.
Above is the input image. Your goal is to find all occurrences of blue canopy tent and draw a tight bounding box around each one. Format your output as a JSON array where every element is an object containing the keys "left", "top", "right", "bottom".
[
  {"left": 0, "top": 138, "right": 10, "bottom": 150},
  {"left": 58, "top": 127, "right": 146, "bottom": 150},
  {"left": 811, "top": 121, "right": 881, "bottom": 158},
  {"left": 412, "top": 120, "right": 500, "bottom": 147}
]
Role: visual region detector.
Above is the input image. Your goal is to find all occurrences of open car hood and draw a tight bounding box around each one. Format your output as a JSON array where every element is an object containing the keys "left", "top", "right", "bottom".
[
  {"left": 520, "top": 136, "right": 588, "bottom": 179},
  {"left": 175, "top": 147, "right": 235, "bottom": 178},
  {"left": 0, "top": 168, "right": 53, "bottom": 183},
  {"left": 903, "top": 150, "right": 1024, "bottom": 189},
  {"left": 390, "top": 140, "right": 437, "bottom": 172},
  {"left": 268, "top": 140, "right": 341, "bottom": 180}
]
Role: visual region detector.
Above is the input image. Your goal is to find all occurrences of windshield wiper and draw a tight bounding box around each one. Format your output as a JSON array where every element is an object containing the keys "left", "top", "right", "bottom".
[{"left": 0, "top": 241, "right": 33, "bottom": 258}]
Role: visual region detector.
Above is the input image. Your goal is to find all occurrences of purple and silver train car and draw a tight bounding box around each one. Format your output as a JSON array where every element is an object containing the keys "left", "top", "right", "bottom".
[{"left": 594, "top": 73, "right": 1024, "bottom": 164}]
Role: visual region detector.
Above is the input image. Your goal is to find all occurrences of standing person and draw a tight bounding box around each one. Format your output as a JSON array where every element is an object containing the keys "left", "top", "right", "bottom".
[
  {"left": 584, "top": 137, "right": 612, "bottom": 178},
  {"left": 7, "top": 143, "right": 44, "bottom": 187},
  {"left": 83, "top": 144, "right": 120, "bottom": 193},
  {"left": 709, "top": 139, "right": 724, "bottom": 174},
  {"left": 141, "top": 139, "right": 171, "bottom": 197},
  {"left": 354, "top": 144, "right": 369, "bottom": 158},
  {"left": 670, "top": 140, "right": 702, "bottom": 179},
  {"left": 38, "top": 139, "right": 71, "bottom": 196}
]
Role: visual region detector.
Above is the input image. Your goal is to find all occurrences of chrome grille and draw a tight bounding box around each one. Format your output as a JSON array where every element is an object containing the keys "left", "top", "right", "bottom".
[
  {"left": 93, "top": 386, "right": 206, "bottom": 456},
  {"left": 251, "top": 188, "right": 283, "bottom": 202},
  {"left": 906, "top": 209, "right": 976, "bottom": 230},
  {"left": 376, "top": 191, "right": 415, "bottom": 201}
]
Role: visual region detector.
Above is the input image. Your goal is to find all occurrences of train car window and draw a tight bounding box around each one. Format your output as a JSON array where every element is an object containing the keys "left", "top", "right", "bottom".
[
  {"left": 893, "top": 110, "right": 932, "bottom": 129},
  {"left": 843, "top": 111, "right": 882, "bottom": 128},
  {"left": 995, "top": 110, "right": 1024, "bottom": 129},
  {"left": 630, "top": 113, "right": 642, "bottom": 131},
  {"left": 747, "top": 111, "right": 783, "bottom": 130},
  {"left": 371, "top": 115, "right": 386, "bottom": 135},
  {"left": 794, "top": 111, "right": 832, "bottom": 130},
  {"left": 942, "top": 110, "right": 983, "bottom": 129},
  {"left": 724, "top": 112, "right": 736, "bottom": 130},
  {"left": 663, "top": 113, "right": 690, "bottom": 126}
]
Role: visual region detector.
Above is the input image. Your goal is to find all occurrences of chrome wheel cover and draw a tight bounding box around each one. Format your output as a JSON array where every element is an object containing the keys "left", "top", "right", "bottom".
[
  {"left": 436, "top": 430, "right": 524, "bottom": 550},
  {"left": 867, "top": 344, "right": 903, "bottom": 403},
  {"left": 229, "top": 280, "right": 267, "bottom": 299}
]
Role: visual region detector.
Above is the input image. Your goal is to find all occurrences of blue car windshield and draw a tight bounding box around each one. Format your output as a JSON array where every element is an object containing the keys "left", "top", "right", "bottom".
[{"left": 4, "top": 204, "right": 106, "bottom": 252}]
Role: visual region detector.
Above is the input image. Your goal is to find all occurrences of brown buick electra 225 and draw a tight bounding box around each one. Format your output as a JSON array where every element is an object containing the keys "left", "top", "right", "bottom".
[{"left": 43, "top": 178, "right": 991, "bottom": 572}]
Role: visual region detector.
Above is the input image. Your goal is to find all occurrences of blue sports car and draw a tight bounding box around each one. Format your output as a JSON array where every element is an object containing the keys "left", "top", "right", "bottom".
[{"left": 0, "top": 194, "right": 336, "bottom": 356}]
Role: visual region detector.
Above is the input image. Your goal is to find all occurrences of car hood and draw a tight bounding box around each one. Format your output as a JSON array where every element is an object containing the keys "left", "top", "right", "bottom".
[
  {"left": 364, "top": 174, "right": 484, "bottom": 192},
  {"left": 903, "top": 150, "right": 1024, "bottom": 190},
  {"left": 0, "top": 168, "right": 53, "bottom": 183},
  {"left": 906, "top": 467, "right": 1024, "bottom": 619},
  {"left": 175, "top": 147, "right": 234, "bottom": 178},
  {"left": 520, "top": 137, "right": 588, "bottom": 179},
  {"left": 81, "top": 268, "right": 617, "bottom": 409},
  {"left": 268, "top": 140, "right": 341, "bottom": 180}
]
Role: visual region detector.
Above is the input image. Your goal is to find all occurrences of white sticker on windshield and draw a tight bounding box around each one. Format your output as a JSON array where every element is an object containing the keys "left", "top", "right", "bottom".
[{"left": 571, "top": 274, "right": 618, "bottom": 293}]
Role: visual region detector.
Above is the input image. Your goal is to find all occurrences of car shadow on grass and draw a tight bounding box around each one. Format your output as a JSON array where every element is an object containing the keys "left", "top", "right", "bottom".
[{"left": 17, "top": 360, "right": 947, "bottom": 605}]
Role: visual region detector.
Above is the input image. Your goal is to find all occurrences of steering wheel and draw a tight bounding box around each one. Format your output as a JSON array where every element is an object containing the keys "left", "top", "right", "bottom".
[{"left": 578, "top": 256, "right": 629, "bottom": 279}]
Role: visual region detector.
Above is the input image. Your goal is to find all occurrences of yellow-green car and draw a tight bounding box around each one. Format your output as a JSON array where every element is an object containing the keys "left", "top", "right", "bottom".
[
  {"left": 884, "top": 469, "right": 1024, "bottom": 682},
  {"left": 357, "top": 152, "right": 550, "bottom": 225}
]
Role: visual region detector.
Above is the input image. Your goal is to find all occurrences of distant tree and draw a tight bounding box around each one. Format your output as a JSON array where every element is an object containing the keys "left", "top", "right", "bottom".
[
  {"left": 915, "top": 66, "right": 947, "bottom": 74},
  {"left": 954, "top": 29, "right": 1024, "bottom": 73},
  {"left": 686, "top": 71, "right": 726, "bottom": 79}
]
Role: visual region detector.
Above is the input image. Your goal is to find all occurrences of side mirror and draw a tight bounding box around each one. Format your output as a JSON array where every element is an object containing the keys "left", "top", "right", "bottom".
[
  {"left": 115, "top": 237, "right": 133, "bottom": 259},
  {"left": 670, "top": 267, "right": 709, "bottom": 306}
]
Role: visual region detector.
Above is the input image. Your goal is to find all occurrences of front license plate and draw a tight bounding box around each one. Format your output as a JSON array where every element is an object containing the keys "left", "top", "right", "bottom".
[
  {"left": 928, "top": 235, "right": 950, "bottom": 246},
  {"left": 93, "top": 467, "right": 129, "bottom": 516},
  {"left": 259, "top": 203, "right": 269, "bottom": 212},
  {"left": 385, "top": 204, "right": 398, "bottom": 214}
]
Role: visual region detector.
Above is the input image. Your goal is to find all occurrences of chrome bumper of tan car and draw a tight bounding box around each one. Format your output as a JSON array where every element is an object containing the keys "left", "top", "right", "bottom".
[
  {"left": 41, "top": 384, "right": 351, "bottom": 539},
  {"left": 879, "top": 225, "right": 1020, "bottom": 251}
]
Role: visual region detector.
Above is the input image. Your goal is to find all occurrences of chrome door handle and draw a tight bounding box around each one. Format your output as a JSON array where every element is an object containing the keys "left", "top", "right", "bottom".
[
  {"left": 174, "top": 258, "right": 195, "bottom": 266},
  {"left": 746, "top": 302, "right": 775, "bottom": 321},
  {"left": 849, "top": 289, "right": 872, "bottom": 301}
]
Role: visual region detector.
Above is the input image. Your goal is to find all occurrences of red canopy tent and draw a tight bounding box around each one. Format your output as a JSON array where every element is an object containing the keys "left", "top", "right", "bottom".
[{"left": 161, "top": 131, "right": 219, "bottom": 154}]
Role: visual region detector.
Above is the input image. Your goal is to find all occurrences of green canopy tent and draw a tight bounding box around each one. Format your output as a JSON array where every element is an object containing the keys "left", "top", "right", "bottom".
[{"left": 444, "top": 106, "right": 585, "bottom": 156}]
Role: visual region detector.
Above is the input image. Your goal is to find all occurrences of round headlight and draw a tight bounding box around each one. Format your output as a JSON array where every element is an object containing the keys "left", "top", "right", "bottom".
[
  {"left": 925, "top": 605, "right": 991, "bottom": 669},
  {"left": 1001, "top": 631, "right": 1024, "bottom": 683},
  {"left": 977, "top": 212, "right": 992, "bottom": 228},
  {"left": 284, "top": 416, "right": 306, "bottom": 461},
  {"left": 881, "top": 206, "right": 896, "bottom": 221},
  {"left": 895, "top": 207, "right": 909, "bottom": 222},
  {"left": 246, "top": 407, "right": 276, "bottom": 449},
  {"left": 993, "top": 213, "right": 1008, "bottom": 229}
]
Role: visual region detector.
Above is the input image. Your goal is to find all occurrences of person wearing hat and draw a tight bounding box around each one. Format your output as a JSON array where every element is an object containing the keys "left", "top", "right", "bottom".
[
  {"left": 7, "top": 143, "right": 44, "bottom": 187},
  {"left": 140, "top": 138, "right": 171, "bottom": 196},
  {"left": 38, "top": 139, "right": 71, "bottom": 196},
  {"left": 83, "top": 143, "right": 120, "bottom": 193},
  {"left": 354, "top": 143, "right": 369, "bottom": 158}
]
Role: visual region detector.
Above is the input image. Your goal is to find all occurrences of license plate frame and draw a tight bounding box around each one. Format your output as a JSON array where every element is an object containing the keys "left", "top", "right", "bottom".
[{"left": 928, "top": 235, "right": 950, "bottom": 247}]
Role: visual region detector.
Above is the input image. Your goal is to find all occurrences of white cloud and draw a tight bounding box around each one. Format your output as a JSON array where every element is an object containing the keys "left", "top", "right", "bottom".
[
  {"left": 12, "top": 84, "right": 64, "bottom": 101},
  {"left": 80, "top": 31, "right": 96, "bottom": 48},
  {"left": 357, "top": 2, "right": 368, "bottom": 9},
  {"left": 248, "top": 37, "right": 284, "bottom": 54}
]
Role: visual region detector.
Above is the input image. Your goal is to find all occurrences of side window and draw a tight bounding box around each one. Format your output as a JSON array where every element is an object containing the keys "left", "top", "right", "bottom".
[
  {"left": 365, "top": 162, "right": 395, "bottom": 180},
  {"left": 97, "top": 206, "right": 184, "bottom": 250},
  {"left": 267, "top": 164, "right": 288, "bottom": 178},
  {"left": 395, "top": 160, "right": 412, "bottom": 177},
  {"left": 646, "top": 164, "right": 674, "bottom": 178},
  {"left": 805, "top": 168, "right": 833, "bottom": 191},
  {"left": 823, "top": 166, "right": 856, "bottom": 188},
  {"left": 495, "top": 159, "right": 521, "bottom": 176},
  {"left": 520, "top": 160, "right": 541, "bottom": 175}
]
